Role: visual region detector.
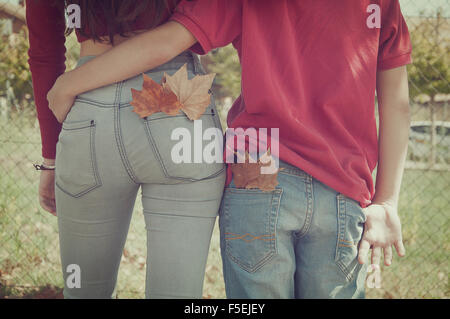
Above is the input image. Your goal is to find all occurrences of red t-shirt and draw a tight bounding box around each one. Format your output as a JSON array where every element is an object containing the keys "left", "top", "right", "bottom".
[
  {"left": 171, "top": 0, "right": 412, "bottom": 207},
  {"left": 25, "top": 1, "right": 173, "bottom": 159}
]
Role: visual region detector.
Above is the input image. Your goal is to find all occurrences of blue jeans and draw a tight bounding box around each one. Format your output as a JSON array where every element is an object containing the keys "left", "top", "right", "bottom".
[
  {"left": 55, "top": 52, "right": 225, "bottom": 298},
  {"left": 219, "top": 160, "right": 368, "bottom": 298}
]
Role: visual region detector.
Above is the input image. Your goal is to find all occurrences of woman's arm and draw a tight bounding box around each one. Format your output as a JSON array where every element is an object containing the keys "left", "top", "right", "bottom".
[
  {"left": 26, "top": 0, "right": 67, "bottom": 215},
  {"left": 61, "top": 22, "right": 194, "bottom": 94},
  {"left": 358, "top": 65, "right": 410, "bottom": 266},
  {"left": 26, "top": 0, "right": 67, "bottom": 161}
]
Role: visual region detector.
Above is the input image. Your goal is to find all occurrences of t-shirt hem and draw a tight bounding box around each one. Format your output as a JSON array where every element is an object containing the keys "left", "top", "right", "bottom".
[
  {"left": 377, "top": 52, "right": 412, "bottom": 71},
  {"left": 170, "top": 12, "right": 213, "bottom": 55}
]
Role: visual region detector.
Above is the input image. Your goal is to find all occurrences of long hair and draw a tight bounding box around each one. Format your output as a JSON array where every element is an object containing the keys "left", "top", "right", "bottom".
[{"left": 62, "top": 0, "right": 179, "bottom": 44}]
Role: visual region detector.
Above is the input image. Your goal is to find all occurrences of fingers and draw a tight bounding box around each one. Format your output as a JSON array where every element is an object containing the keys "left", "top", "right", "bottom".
[
  {"left": 57, "top": 112, "right": 65, "bottom": 124},
  {"left": 39, "top": 195, "right": 57, "bottom": 216},
  {"left": 358, "top": 239, "right": 371, "bottom": 264},
  {"left": 371, "top": 246, "right": 382, "bottom": 265},
  {"left": 361, "top": 243, "right": 404, "bottom": 267},
  {"left": 39, "top": 171, "right": 57, "bottom": 216},
  {"left": 384, "top": 246, "right": 393, "bottom": 266},
  {"left": 394, "top": 240, "right": 406, "bottom": 257}
]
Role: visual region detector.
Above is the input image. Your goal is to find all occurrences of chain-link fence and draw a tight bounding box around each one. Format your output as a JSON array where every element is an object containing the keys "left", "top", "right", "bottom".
[{"left": 0, "top": 0, "right": 448, "bottom": 299}]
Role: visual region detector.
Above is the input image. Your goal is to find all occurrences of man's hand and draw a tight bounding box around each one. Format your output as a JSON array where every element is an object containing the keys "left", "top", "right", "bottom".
[
  {"left": 47, "top": 73, "right": 76, "bottom": 123},
  {"left": 358, "top": 203, "right": 406, "bottom": 266}
]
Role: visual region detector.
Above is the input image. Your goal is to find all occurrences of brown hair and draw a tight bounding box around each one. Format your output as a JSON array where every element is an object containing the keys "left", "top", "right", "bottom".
[{"left": 62, "top": 0, "right": 179, "bottom": 44}]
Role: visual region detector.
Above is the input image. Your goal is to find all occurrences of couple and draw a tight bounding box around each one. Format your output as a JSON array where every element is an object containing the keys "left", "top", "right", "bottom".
[{"left": 27, "top": 0, "right": 411, "bottom": 299}]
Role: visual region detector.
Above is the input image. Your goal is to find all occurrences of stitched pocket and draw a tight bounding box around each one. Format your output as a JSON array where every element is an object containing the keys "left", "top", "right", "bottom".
[
  {"left": 335, "top": 194, "right": 366, "bottom": 281},
  {"left": 220, "top": 187, "right": 283, "bottom": 273},
  {"left": 143, "top": 105, "right": 225, "bottom": 182},
  {"left": 55, "top": 119, "right": 102, "bottom": 198}
]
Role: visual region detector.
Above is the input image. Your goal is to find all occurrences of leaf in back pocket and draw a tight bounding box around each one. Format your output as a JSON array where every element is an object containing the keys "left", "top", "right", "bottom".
[
  {"left": 230, "top": 151, "right": 262, "bottom": 188},
  {"left": 163, "top": 64, "right": 216, "bottom": 120},
  {"left": 130, "top": 74, "right": 181, "bottom": 118},
  {"left": 230, "top": 149, "right": 282, "bottom": 192}
]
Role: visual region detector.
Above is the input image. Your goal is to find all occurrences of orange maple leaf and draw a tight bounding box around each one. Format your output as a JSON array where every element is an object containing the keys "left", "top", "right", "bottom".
[
  {"left": 163, "top": 64, "right": 216, "bottom": 120},
  {"left": 130, "top": 74, "right": 181, "bottom": 118},
  {"left": 229, "top": 149, "right": 282, "bottom": 192}
]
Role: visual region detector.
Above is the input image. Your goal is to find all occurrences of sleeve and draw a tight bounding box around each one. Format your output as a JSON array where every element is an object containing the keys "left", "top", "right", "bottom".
[
  {"left": 377, "top": 0, "right": 412, "bottom": 71},
  {"left": 169, "top": 0, "right": 242, "bottom": 55},
  {"left": 26, "top": 0, "right": 67, "bottom": 159}
]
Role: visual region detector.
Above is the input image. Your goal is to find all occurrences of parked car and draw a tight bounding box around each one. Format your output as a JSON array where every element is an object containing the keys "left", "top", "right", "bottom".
[{"left": 408, "top": 121, "right": 450, "bottom": 163}]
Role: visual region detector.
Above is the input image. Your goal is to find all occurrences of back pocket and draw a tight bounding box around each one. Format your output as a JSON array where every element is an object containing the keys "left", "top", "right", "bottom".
[
  {"left": 220, "top": 187, "right": 283, "bottom": 273},
  {"left": 55, "top": 119, "right": 102, "bottom": 198},
  {"left": 335, "top": 194, "right": 366, "bottom": 281},
  {"left": 143, "top": 107, "right": 225, "bottom": 181}
]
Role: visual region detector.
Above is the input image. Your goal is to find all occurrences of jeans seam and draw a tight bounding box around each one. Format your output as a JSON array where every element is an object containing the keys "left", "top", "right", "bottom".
[
  {"left": 271, "top": 188, "right": 282, "bottom": 260},
  {"left": 90, "top": 123, "right": 102, "bottom": 191},
  {"left": 143, "top": 119, "right": 170, "bottom": 178},
  {"left": 141, "top": 194, "right": 222, "bottom": 202},
  {"left": 113, "top": 81, "right": 140, "bottom": 185},
  {"left": 335, "top": 194, "right": 355, "bottom": 282},
  {"left": 74, "top": 97, "right": 115, "bottom": 108},
  {"left": 55, "top": 121, "right": 102, "bottom": 198},
  {"left": 278, "top": 169, "right": 309, "bottom": 179},
  {"left": 295, "top": 174, "right": 314, "bottom": 238}
]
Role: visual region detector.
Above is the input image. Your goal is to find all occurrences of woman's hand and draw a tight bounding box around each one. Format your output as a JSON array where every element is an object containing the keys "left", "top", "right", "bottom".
[
  {"left": 47, "top": 72, "right": 76, "bottom": 123},
  {"left": 38, "top": 158, "right": 57, "bottom": 216}
]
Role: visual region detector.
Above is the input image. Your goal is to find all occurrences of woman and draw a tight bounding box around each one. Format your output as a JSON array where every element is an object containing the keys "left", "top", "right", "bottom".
[{"left": 26, "top": 0, "right": 225, "bottom": 299}]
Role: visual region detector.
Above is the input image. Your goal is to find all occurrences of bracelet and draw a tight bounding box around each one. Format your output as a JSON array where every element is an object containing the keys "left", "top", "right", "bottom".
[{"left": 33, "top": 163, "right": 56, "bottom": 171}]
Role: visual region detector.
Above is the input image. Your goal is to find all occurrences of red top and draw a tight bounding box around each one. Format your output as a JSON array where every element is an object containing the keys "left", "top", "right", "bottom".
[
  {"left": 25, "top": 0, "right": 173, "bottom": 159},
  {"left": 171, "top": 0, "right": 412, "bottom": 207}
]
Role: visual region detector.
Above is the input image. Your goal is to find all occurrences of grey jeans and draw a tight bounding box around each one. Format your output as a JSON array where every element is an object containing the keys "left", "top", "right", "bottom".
[{"left": 54, "top": 52, "right": 226, "bottom": 298}]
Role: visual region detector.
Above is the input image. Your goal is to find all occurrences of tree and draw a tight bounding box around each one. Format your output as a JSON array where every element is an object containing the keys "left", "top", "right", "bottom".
[
  {"left": 0, "top": 22, "right": 33, "bottom": 118},
  {"left": 205, "top": 44, "right": 241, "bottom": 101},
  {"left": 407, "top": 9, "right": 449, "bottom": 165},
  {"left": 408, "top": 9, "right": 449, "bottom": 99}
]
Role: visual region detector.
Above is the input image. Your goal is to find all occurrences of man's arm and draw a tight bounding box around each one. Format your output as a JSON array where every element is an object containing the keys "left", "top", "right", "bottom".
[
  {"left": 374, "top": 66, "right": 411, "bottom": 205},
  {"left": 358, "top": 65, "right": 410, "bottom": 266}
]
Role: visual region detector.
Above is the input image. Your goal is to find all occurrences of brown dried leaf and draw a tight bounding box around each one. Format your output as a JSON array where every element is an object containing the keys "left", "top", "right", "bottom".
[
  {"left": 164, "top": 64, "right": 216, "bottom": 120},
  {"left": 160, "top": 83, "right": 183, "bottom": 115},
  {"left": 130, "top": 74, "right": 182, "bottom": 118},
  {"left": 230, "top": 149, "right": 281, "bottom": 192},
  {"left": 230, "top": 152, "right": 261, "bottom": 188}
]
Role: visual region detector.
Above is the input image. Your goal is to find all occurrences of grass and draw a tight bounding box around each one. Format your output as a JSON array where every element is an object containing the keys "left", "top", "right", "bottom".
[{"left": 0, "top": 110, "right": 448, "bottom": 299}]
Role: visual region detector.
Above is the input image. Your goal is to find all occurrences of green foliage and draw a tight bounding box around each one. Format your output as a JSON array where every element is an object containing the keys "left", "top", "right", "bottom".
[
  {"left": 407, "top": 10, "right": 450, "bottom": 99},
  {"left": 0, "top": 19, "right": 80, "bottom": 117},
  {"left": 207, "top": 45, "right": 242, "bottom": 100},
  {"left": 0, "top": 22, "right": 34, "bottom": 108}
]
